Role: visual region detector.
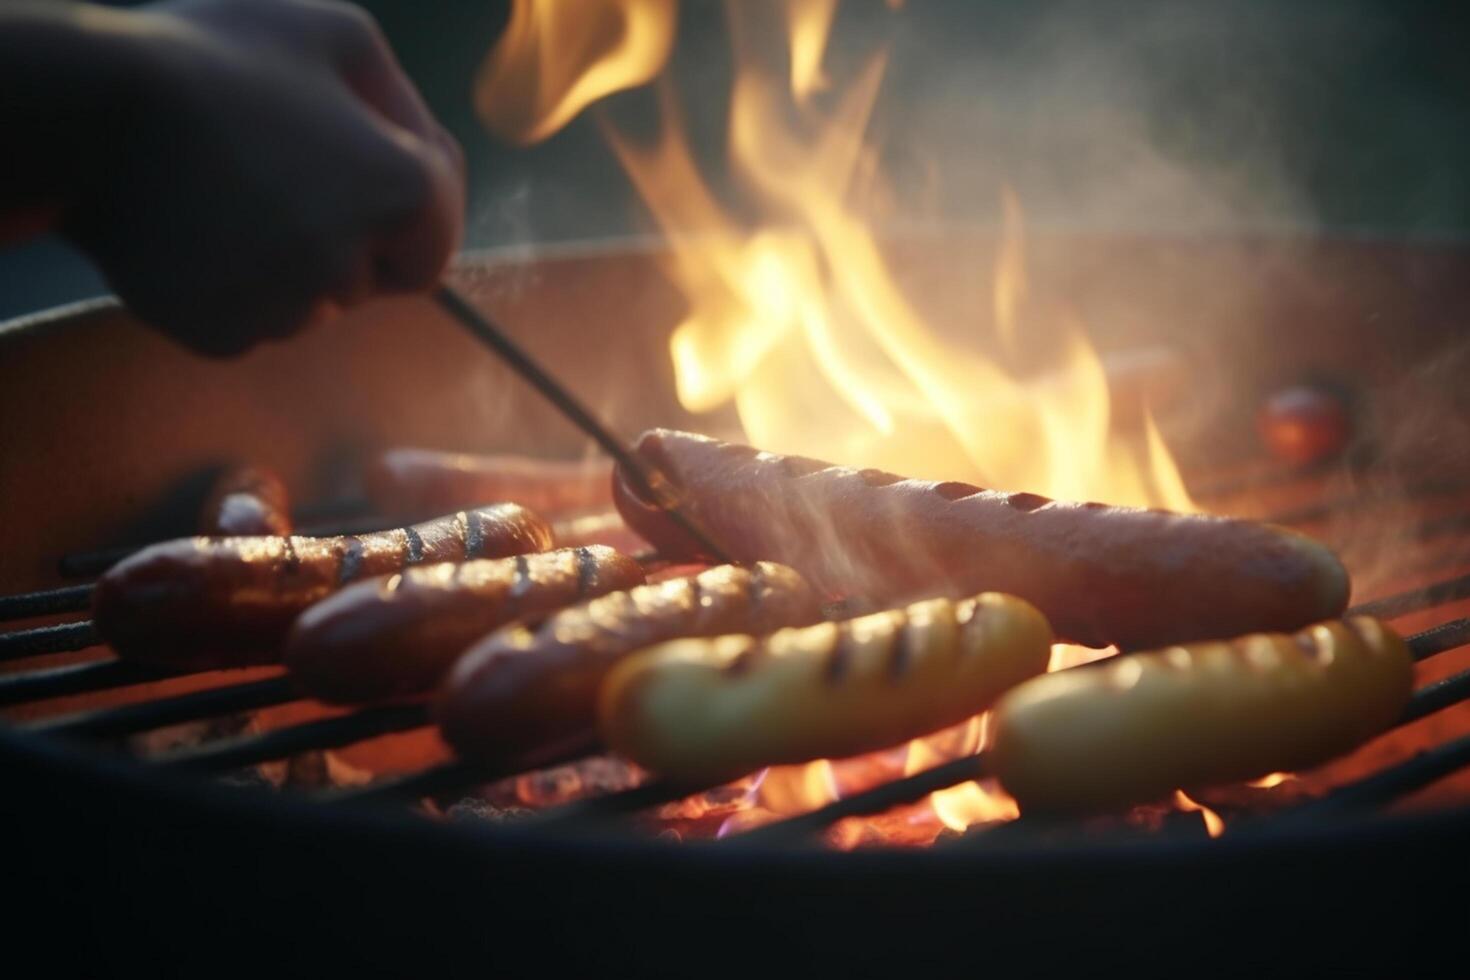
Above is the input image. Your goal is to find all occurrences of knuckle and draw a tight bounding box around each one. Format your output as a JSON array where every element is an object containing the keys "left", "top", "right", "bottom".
[{"left": 320, "top": 2, "right": 389, "bottom": 58}]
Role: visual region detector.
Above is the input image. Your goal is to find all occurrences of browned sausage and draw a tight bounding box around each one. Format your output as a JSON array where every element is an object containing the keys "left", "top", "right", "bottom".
[
  {"left": 436, "top": 562, "right": 821, "bottom": 767},
  {"left": 199, "top": 465, "right": 293, "bottom": 537},
  {"left": 612, "top": 429, "right": 1349, "bottom": 650},
  {"left": 365, "top": 447, "right": 613, "bottom": 518},
  {"left": 285, "top": 546, "right": 645, "bottom": 704},
  {"left": 93, "top": 505, "right": 553, "bottom": 669}
]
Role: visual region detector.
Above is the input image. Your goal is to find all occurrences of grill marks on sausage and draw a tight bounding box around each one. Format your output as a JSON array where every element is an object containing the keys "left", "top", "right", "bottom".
[
  {"left": 402, "top": 525, "right": 425, "bottom": 565},
  {"left": 1005, "top": 492, "right": 1051, "bottom": 512},
  {"left": 724, "top": 639, "right": 767, "bottom": 677},
  {"left": 887, "top": 620, "right": 914, "bottom": 680},
  {"left": 857, "top": 468, "right": 903, "bottom": 488},
  {"left": 337, "top": 536, "right": 364, "bottom": 586},
  {"left": 464, "top": 511, "right": 488, "bottom": 555},
  {"left": 825, "top": 623, "right": 854, "bottom": 684},
  {"left": 575, "top": 546, "right": 596, "bottom": 597},
  {"left": 511, "top": 554, "right": 533, "bottom": 597},
  {"left": 779, "top": 455, "right": 830, "bottom": 479},
  {"left": 932, "top": 481, "right": 983, "bottom": 502},
  {"left": 281, "top": 535, "right": 302, "bottom": 573},
  {"left": 746, "top": 561, "right": 766, "bottom": 613}
]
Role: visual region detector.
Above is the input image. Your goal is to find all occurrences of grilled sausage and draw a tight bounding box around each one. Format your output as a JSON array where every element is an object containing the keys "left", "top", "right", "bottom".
[
  {"left": 988, "top": 616, "right": 1413, "bottom": 815},
  {"left": 612, "top": 428, "right": 1350, "bottom": 650},
  {"left": 199, "top": 465, "right": 293, "bottom": 537},
  {"left": 93, "top": 505, "right": 553, "bottom": 669},
  {"left": 437, "top": 563, "right": 822, "bottom": 766},
  {"left": 366, "top": 447, "right": 613, "bottom": 518},
  {"left": 597, "top": 592, "right": 1052, "bottom": 784},
  {"left": 286, "top": 546, "right": 645, "bottom": 703}
]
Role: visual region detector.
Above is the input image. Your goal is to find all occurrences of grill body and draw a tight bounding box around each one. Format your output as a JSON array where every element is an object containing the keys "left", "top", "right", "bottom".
[{"left": 4, "top": 233, "right": 1470, "bottom": 974}]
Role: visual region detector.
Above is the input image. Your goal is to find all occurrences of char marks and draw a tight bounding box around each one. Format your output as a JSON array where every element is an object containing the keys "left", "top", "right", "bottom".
[
  {"left": 933, "top": 481, "right": 983, "bottom": 502},
  {"left": 574, "top": 547, "right": 595, "bottom": 596},
  {"left": 337, "top": 536, "right": 364, "bottom": 585},
  {"left": 1005, "top": 492, "right": 1051, "bottom": 512},
  {"left": 462, "top": 510, "right": 485, "bottom": 559},
  {"left": 746, "top": 562, "right": 766, "bottom": 612},
  {"left": 511, "top": 554, "right": 533, "bottom": 598},
  {"left": 825, "top": 624, "right": 853, "bottom": 684},
  {"left": 403, "top": 526, "right": 425, "bottom": 565},
  {"left": 280, "top": 536, "right": 302, "bottom": 573},
  {"left": 724, "top": 639, "right": 766, "bottom": 677},
  {"left": 888, "top": 620, "right": 913, "bottom": 680},
  {"left": 778, "top": 455, "right": 829, "bottom": 479}
]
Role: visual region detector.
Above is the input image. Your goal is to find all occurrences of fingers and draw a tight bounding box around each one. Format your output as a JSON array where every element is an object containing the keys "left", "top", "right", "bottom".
[{"left": 304, "top": 2, "right": 466, "bottom": 293}]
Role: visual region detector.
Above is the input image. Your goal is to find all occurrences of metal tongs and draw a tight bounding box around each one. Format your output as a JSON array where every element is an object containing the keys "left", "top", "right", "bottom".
[{"left": 434, "top": 284, "right": 731, "bottom": 563}]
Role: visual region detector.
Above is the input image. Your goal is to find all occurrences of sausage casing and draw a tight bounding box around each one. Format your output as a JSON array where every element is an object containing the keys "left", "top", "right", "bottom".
[
  {"left": 366, "top": 447, "right": 613, "bottom": 518},
  {"left": 437, "top": 562, "right": 822, "bottom": 766},
  {"left": 286, "top": 545, "right": 645, "bottom": 703},
  {"left": 93, "top": 504, "right": 553, "bottom": 668},
  {"left": 597, "top": 592, "right": 1052, "bottom": 784},
  {"left": 987, "top": 616, "right": 1414, "bottom": 814},
  {"left": 612, "top": 428, "right": 1350, "bottom": 650},
  {"left": 199, "top": 466, "right": 293, "bottom": 537}
]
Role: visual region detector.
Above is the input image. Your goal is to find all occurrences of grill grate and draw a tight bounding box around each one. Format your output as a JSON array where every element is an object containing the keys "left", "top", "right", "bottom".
[{"left": 5, "top": 478, "right": 1470, "bottom": 851}]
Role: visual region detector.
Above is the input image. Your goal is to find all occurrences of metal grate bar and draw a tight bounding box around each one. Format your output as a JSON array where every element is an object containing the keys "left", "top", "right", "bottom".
[
  {"left": 1405, "top": 618, "right": 1470, "bottom": 661},
  {"left": 0, "top": 583, "right": 95, "bottom": 622},
  {"left": 1281, "top": 734, "right": 1470, "bottom": 818},
  {"left": 152, "top": 704, "right": 430, "bottom": 773},
  {"left": 1399, "top": 668, "right": 1470, "bottom": 726},
  {"left": 26, "top": 675, "right": 297, "bottom": 739},
  {"left": 0, "top": 658, "right": 180, "bottom": 708},
  {"left": 1350, "top": 574, "right": 1470, "bottom": 619},
  {"left": 0, "top": 620, "right": 101, "bottom": 661}
]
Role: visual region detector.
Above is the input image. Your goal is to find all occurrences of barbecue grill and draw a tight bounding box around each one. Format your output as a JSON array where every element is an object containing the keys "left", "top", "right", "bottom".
[{"left": 5, "top": 233, "right": 1470, "bottom": 975}]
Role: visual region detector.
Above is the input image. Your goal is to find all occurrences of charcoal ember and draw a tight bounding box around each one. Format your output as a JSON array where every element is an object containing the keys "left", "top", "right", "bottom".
[
  {"left": 281, "top": 751, "right": 333, "bottom": 790},
  {"left": 445, "top": 797, "right": 533, "bottom": 824},
  {"left": 217, "top": 766, "right": 277, "bottom": 791},
  {"left": 128, "top": 712, "right": 256, "bottom": 757},
  {"left": 467, "top": 755, "right": 645, "bottom": 810}
]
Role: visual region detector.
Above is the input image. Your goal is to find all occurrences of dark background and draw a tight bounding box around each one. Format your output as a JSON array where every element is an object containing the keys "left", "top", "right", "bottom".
[{"left": 3, "top": 0, "right": 1468, "bottom": 321}]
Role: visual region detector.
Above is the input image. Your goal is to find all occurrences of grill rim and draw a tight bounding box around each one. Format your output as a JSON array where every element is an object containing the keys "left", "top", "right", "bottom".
[
  {"left": 8, "top": 234, "right": 1470, "bottom": 863},
  {"left": 7, "top": 715, "right": 1469, "bottom": 866}
]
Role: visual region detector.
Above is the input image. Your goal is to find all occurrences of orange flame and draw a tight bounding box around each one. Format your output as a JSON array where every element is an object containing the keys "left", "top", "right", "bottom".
[
  {"left": 1174, "top": 790, "right": 1226, "bottom": 838},
  {"left": 475, "top": 0, "right": 677, "bottom": 145},
  {"left": 477, "top": 0, "right": 1211, "bottom": 843}
]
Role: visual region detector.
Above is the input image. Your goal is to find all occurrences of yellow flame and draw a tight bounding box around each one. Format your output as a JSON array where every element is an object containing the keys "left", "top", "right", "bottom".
[
  {"left": 755, "top": 760, "right": 840, "bottom": 813},
  {"left": 605, "top": 2, "right": 1194, "bottom": 507},
  {"left": 476, "top": 0, "right": 677, "bottom": 145},
  {"left": 1047, "top": 643, "right": 1118, "bottom": 673},
  {"left": 1174, "top": 790, "right": 1225, "bottom": 838},
  {"left": 477, "top": 0, "right": 1202, "bottom": 840},
  {"left": 901, "top": 715, "right": 1017, "bottom": 831},
  {"left": 1247, "top": 772, "right": 1295, "bottom": 789},
  {"left": 787, "top": 0, "right": 839, "bottom": 103},
  {"left": 993, "top": 185, "right": 1026, "bottom": 353}
]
